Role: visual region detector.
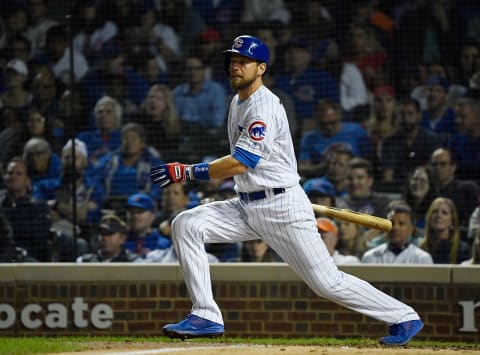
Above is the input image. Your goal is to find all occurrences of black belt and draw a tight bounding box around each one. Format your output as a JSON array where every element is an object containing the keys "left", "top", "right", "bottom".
[{"left": 238, "top": 188, "right": 286, "bottom": 202}]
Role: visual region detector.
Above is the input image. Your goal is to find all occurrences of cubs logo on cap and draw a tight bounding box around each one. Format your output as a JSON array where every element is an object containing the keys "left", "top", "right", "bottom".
[{"left": 248, "top": 121, "right": 267, "bottom": 141}]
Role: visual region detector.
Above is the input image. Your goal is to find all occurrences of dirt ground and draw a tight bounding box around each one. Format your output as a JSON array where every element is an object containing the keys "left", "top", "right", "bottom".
[{"left": 52, "top": 342, "right": 480, "bottom": 355}]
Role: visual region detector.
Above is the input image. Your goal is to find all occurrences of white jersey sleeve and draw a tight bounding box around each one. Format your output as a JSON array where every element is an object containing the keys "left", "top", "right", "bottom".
[{"left": 228, "top": 86, "right": 300, "bottom": 192}]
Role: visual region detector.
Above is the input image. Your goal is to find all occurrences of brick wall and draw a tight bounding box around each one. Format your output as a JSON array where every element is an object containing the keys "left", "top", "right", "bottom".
[{"left": 0, "top": 264, "right": 479, "bottom": 342}]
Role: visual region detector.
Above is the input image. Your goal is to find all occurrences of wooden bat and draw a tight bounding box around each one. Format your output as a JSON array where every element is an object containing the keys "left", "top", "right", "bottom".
[{"left": 312, "top": 204, "right": 392, "bottom": 232}]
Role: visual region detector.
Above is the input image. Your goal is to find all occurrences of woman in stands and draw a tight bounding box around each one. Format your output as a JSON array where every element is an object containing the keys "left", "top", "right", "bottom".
[{"left": 420, "top": 197, "right": 471, "bottom": 264}]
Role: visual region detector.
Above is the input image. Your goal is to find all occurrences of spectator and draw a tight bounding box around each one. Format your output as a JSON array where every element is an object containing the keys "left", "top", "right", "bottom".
[
  {"left": 420, "top": 75, "right": 456, "bottom": 139},
  {"left": 124, "top": 192, "right": 171, "bottom": 258},
  {"left": 453, "top": 41, "right": 480, "bottom": 88},
  {"left": 339, "top": 60, "right": 369, "bottom": 118},
  {"left": 25, "top": 109, "right": 62, "bottom": 153},
  {"left": 5, "top": 34, "right": 32, "bottom": 64},
  {"left": 0, "top": 59, "right": 31, "bottom": 111},
  {"left": 93, "top": 122, "right": 163, "bottom": 208},
  {"left": 299, "top": 100, "right": 372, "bottom": 178},
  {"left": 335, "top": 158, "right": 392, "bottom": 218},
  {"left": 241, "top": 239, "right": 283, "bottom": 262},
  {"left": 360, "top": 199, "right": 423, "bottom": 251},
  {"left": 410, "top": 62, "right": 465, "bottom": 110},
  {"left": 296, "top": 0, "right": 337, "bottom": 70},
  {"left": 430, "top": 147, "right": 479, "bottom": 232},
  {"left": 467, "top": 198, "right": 480, "bottom": 245},
  {"left": 33, "top": 138, "right": 104, "bottom": 249},
  {"left": 71, "top": 0, "right": 118, "bottom": 65},
  {"left": 241, "top": 0, "right": 291, "bottom": 24},
  {"left": 317, "top": 217, "right": 360, "bottom": 265},
  {"left": 77, "top": 214, "right": 139, "bottom": 263},
  {"left": 172, "top": 54, "right": 227, "bottom": 161},
  {"left": 77, "top": 96, "right": 122, "bottom": 167},
  {"left": 190, "top": 28, "right": 225, "bottom": 84},
  {"left": 157, "top": 182, "right": 190, "bottom": 240},
  {"left": 173, "top": 54, "right": 226, "bottom": 129},
  {"left": 320, "top": 144, "right": 353, "bottom": 196},
  {"left": 133, "top": 51, "right": 168, "bottom": 87},
  {"left": 103, "top": 73, "right": 139, "bottom": 119},
  {"left": 0, "top": 106, "right": 28, "bottom": 167},
  {"left": 1, "top": 2, "right": 28, "bottom": 41},
  {"left": 337, "top": 219, "right": 363, "bottom": 259},
  {"left": 420, "top": 197, "right": 471, "bottom": 264},
  {"left": 24, "top": 0, "right": 58, "bottom": 56},
  {"left": 347, "top": 22, "right": 387, "bottom": 90},
  {"left": 461, "top": 229, "right": 480, "bottom": 265},
  {"left": 0, "top": 211, "right": 18, "bottom": 262},
  {"left": 146, "top": 1, "right": 205, "bottom": 56},
  {"left": 126, "top": 1, "right": 181, "bottom": 74},
  {"left": 56, "top": 87, "right": 87, "bottom": 136},
  {"left": 30, "top": 68, "right": 59, "bottom": 122},
  {"left": 394, "top": 0, "right": 463, "bottom": 78},
  {"left": 303, "top": 177, "right": 336, "bottom": 207},
  {"left": 361, "top": 202, "right": 433, "bottom": 264},
  {"left": 22, "top": 137, "right": 61, "bottom": 191},
  {"left": 403, "top": 165, "right": 439, "bottom": 232},
  {"left": 80, "top": 39, "right": 149, "bottom": 113},
  {"left": 448, "top": 97, "right": 480, "bottom": 183},
  {"left": 34, "top": 24, "right": 89, "bottom": 84},
  {"left": 364, "top": 85, "right": 398, "bottom": 179},
  {"left": 134, "top": 84, "right": 182, "bottom": 160},
  {"left": 274, "top": 37, "right": 339, "bottom": 132},
  {"left": 0, "top": 156, "right": 51, "bottom": 261},
  {"left": 382, "top": 98, "right": 442, "bottom": 182}
]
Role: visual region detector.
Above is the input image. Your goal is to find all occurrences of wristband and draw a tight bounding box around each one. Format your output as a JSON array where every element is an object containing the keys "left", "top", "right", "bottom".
[
  {"left": 185, "top": 165, "right": 192, "bottom": 181},
  {"left": 192, "top": 163, "right": 210, "bottom": 180}
]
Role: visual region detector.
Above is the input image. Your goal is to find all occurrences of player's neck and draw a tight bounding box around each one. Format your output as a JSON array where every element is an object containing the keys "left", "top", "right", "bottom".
[{"left": 238, "top": 78, "right": 263, "bottom": 100}]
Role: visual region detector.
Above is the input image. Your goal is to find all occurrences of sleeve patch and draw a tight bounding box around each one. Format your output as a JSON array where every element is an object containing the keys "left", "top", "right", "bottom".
[{"left": 248, "top": 121, "right": 267, "bottom": 141}]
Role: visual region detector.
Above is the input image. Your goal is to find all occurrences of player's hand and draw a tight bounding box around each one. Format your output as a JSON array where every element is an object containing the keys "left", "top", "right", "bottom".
[{"left": 150, "top": 162, "right": 190, "bottom": 188}]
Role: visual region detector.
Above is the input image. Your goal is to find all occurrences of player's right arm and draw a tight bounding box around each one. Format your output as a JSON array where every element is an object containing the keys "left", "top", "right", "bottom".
[{"left": 150, "top": 153, "right": 254, "bottom": 188}]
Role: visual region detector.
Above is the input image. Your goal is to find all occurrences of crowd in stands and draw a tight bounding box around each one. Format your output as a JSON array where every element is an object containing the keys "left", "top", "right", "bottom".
[{"left": 0, "top": 0, "right": 479, "bottom": 265}]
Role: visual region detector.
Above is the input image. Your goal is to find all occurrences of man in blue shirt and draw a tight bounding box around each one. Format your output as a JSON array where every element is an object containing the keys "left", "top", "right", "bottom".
[
  {"left": 420, "top": 75, "right": 456, "bottom": 139},
  {"left": 173, "top": 55, "right": 226, "bottom": 129},
  {"left": 299, "top": 99, "right": 372, "bottom": 177},
  {"left": 172, "top": 55, "right": 227, "bottom": 161},
  {"left": 124, "top": 193, "right": 171, "bottom": 258},
  {"left": 274, "top": 36, "right": 339, "bottom": 127},
  {"left": 93, "top": 122, "right": 164, "bottom": 203}
]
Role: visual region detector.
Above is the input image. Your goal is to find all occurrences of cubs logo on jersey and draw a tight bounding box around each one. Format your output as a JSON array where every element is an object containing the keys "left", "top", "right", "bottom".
[{"left": 248, "top": 121, "right": 267, "bottom": 141}]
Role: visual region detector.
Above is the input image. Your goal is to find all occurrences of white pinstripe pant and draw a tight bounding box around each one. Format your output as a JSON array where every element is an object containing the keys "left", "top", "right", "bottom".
[{"left": 171, "top": 184, "right": 420, "bottom": 325}]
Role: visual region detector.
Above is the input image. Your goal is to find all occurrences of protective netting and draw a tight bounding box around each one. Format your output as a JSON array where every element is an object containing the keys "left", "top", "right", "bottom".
[{"left": 0, "top": 0, "right": 479, "bottom": 263}]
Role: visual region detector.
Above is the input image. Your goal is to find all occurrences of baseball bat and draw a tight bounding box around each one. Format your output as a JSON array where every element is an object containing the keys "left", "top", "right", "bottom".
[{"left": 312, "top": 204, "right": 392, "bottom": 232}]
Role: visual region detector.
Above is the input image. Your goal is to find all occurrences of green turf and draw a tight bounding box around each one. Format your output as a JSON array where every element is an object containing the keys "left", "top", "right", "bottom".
[{"left": 0, "top": 336, "right": 478, "bottom": 355}]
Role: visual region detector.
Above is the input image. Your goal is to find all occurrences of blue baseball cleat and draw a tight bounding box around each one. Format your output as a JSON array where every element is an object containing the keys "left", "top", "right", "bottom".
[
  {"left": 380, "top": 319, "right": 424, "bottom": 346},
  {"left": 162, "top": 314, "right": 224, "bottom": 340}
]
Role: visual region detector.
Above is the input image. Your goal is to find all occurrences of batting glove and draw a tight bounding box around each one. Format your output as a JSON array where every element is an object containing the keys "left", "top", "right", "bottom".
[{"left": 150, "top": 162, "right": 192, "bottom": 188}]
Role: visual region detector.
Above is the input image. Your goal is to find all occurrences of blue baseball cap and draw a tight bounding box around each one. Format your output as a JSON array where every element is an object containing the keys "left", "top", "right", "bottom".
[
  {"left": 303, "top": 178, "right": 336, "bottom": 197},
  {"left": 127, "top": 193, "right": 155, "bottom": 211},
  {"left": 426, "top": 75, "right": 449, "bottom": 91}
]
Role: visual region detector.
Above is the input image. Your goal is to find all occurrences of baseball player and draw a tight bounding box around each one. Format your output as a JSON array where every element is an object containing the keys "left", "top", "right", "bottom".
[{"left": 150, "top": 35, "right": 423, "bottom": 345}]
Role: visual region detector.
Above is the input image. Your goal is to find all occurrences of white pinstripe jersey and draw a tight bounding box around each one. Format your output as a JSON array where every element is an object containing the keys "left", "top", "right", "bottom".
[{"left": 227, "top": 85, "right": 299, "bottom": 192}]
